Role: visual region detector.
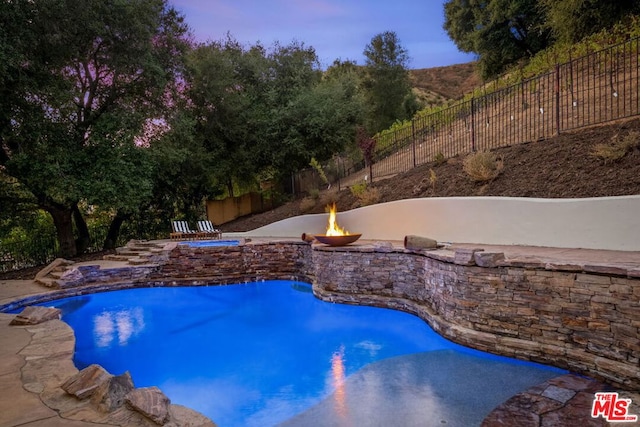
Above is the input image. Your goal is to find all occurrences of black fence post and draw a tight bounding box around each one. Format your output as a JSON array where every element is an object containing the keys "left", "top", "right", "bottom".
[
  {"left": 411, "top": 119, "right": 417, "bottom": 168},
  {"left": 470, "top": 97, "right": 476, "bottom": 152},
  {"left": 555, "top": 63, "right": 561, "bottom": 135}
]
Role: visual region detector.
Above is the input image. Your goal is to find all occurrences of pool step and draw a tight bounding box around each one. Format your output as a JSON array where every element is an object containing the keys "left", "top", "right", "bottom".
[
  {"left": 102, "top": 254, "right": 134, "bottom": 262},
  {"left": 103, "top": 241, "right": 168, "bottom": 266},
  {"left": 35, "top": 277, "right": 58, "bottom": 288},
  {"left": 128, "top": 256, "right": 153, "bottom": 265}
]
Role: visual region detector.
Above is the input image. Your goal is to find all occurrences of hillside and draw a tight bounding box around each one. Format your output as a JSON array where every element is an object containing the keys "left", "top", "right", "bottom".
[
  {"left": 409, "top": 62, "right": 480, "bottom": 104},
  {"left": 220, "top": 117, "right": 640, "bottom": 233}
]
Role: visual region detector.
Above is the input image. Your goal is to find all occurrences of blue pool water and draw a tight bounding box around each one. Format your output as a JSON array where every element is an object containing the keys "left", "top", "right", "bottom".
[
  {"left": 37, "top": 281, "right": 565, "bottom": 426},
  {"left": 180, "top": 239, "right": 240, "bottom": 247}
]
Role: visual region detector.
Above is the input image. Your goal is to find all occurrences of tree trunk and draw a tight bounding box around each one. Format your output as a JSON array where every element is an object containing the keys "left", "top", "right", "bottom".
[
  {"left": 227, "top": 178, "right": 234, "bottom": 198},
  {"left": 45, "top": 204, "right": 76, "bottom": 258},
  {"left": 103, "top": 211, "right": 131, "bottom": 250},
  {"left": 73, "top": 204, "right": 91, "bottom": 254}
]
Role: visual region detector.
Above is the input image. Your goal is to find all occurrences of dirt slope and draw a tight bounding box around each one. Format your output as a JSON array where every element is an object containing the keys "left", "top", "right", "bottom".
[{"left": 221, "top": 118, "right": 640, "bottom": 232}]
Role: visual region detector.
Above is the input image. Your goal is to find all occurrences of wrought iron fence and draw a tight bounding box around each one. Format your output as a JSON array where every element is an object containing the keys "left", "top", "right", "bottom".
[
  {"left": 295, "top": 36, "right": 640, "bottom": 188},
  {"left": 0, "top": 235, "right": 59, "bottom": 273},
  {"left": 0, "top": 225, "right": 137, "bottom": 273}
]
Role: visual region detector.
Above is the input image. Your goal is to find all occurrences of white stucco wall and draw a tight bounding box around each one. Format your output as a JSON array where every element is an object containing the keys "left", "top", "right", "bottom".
[{"left": 229, "top": 196, "right": 640, "bottom": 251}]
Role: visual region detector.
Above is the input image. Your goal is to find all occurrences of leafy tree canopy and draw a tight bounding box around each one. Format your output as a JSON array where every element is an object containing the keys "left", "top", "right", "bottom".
[
  {"left": 185, "top": 37, "right": 365, "bottom": 189},
  {"left": 539, "top": 0, "right": 640, "bottom": 44},
  {"left": 443, "top": 0, "right": 551, "bottom": 78},
  {"left": 362, "top": 31, "right": 416, "bottom": 133},
  {"left": 0, "top": 0, "right": 189, "bottom": 256}
]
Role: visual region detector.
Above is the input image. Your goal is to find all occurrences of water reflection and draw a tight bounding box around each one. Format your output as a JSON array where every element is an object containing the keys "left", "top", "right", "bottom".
[
  {"left": 331, "top": 345, "right": 348, "bottom": 420},
  {"left": 93, "top": 308, "right": 145, "bottom": 347}
]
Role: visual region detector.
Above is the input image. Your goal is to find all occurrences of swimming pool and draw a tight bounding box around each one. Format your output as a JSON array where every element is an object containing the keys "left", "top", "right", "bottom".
[
  {"left": 180, "top": 239, "right": 240, "bottom": 247},
  {"left": 39, "top": 281, "right": 565, "bottom": 426}
]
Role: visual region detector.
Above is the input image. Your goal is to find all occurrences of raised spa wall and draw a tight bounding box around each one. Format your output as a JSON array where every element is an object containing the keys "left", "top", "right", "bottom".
[{"left": 137, "top": 240, "right": 640, "bottom": 391}]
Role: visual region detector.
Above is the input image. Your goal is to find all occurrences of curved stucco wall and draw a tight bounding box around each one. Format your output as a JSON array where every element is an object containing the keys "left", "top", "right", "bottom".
[{"left": 231, "top": 196, "right": 640, "bottom": 251}]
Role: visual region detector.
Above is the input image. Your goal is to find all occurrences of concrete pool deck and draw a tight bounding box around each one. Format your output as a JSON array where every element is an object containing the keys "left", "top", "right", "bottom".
[{"left": 0, "top": 243, "right": 639, "bottom": 426}]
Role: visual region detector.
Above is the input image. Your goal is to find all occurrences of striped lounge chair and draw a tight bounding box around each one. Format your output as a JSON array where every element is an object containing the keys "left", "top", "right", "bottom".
[
  {"left": 196, "top": 220, "right": 222, "bottom": 240},
  {"left": 170, "top": 220, "right": 200, "bottom": 240}
]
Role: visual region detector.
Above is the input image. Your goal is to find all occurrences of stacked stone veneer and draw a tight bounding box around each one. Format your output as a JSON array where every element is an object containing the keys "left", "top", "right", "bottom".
[
  {"left": 148, "top": 241, "right": 313, "bottom": 284},
  {"left": 311, "top": 245, "right": 640, "bottom": 390}
]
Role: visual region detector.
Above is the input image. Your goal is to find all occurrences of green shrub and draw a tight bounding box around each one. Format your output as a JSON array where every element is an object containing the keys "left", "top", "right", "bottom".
[
  {"left": 349, "top": 181, "right": 368, "bottom": 197},
  {"left": 429, "top": 168, "right": 437, "bottom": 192},
  {"left": 308, "top": 188, "right": 320, "bottom": 200},
  {"left": 433, "top": 152, "right": 446, "bottom": 165}
]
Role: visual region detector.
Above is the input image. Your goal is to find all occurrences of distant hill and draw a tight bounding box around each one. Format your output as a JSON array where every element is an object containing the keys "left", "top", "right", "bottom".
[{"left": 409, "top": 62, "right": 480, "bottom": 106}]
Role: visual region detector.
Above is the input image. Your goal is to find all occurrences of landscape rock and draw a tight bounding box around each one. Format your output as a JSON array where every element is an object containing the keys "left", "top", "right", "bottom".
[
  {"left": 374, "top": 241, "right": 394, "bottom": 252},
  {"left": 453, "top": 248, "right": 483, "bottom": 265},
  {"left": 126, "top": 386, "right": 171, "bottom": 425},
  {"left": 10, "top": 306, "right": 61, "bottom": 325},
  {"left": 62, "top": 364, "right": 112, "bottom": 400},
  {"left": 91, "top": 371, "right": 135, "bottom": 413},
  {"left": 474, "top": 251, "right": 505, "bottom": 267},
  {"left": 404, "top": 235, "right": 438, "bottom": 251}
]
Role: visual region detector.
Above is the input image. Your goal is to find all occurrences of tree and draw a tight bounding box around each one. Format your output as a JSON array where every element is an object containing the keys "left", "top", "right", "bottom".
[
  {"left": 185, "top": 38, "right": 364, "bottom": 190},
  {"left": 0, "top": 0, "right": 189, "bottom": 257},
  {"left": 539, "top": 0, "right": 640, "bottom": 44},
  {"left": 362, "top": 31, "right": 415, "bottom": 133},
  {"left": 443, "top": 0, "right": 550, "bottom": 78}
]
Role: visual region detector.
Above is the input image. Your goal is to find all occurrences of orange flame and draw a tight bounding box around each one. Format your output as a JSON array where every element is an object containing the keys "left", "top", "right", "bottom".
[{"left": 326, "top": 203, "right": 350, "bottom": 236}]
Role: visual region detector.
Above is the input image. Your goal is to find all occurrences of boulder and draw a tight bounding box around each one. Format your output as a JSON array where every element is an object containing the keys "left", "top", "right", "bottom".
[
  {"left": 91, "top": 371, "right": 135, "bottom": 412},
  {"left": 10, "top": 306, "right": 61, "bottom": 325},
  {"left": 126, "top": 386, "right": 171, "bottom": 425},
  {"left": 61, "top": 364, "right": 112, "bottom": 400}
]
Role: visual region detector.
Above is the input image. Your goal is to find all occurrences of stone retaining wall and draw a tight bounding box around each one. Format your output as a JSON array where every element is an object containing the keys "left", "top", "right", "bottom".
[{"left": 311, "top": 245, "right": 640, "bottom": 390}]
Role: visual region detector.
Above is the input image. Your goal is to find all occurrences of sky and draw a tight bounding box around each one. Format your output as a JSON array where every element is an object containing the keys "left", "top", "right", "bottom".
[{"left": 169, "top": 0, "right": 477, "bottom": 70}]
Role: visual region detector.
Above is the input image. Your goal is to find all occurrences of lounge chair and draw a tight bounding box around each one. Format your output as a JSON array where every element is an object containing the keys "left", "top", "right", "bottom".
[
  {"left": 197, "top": 220, "right": 222, "bottom": 240},
  {"left": 171, "top": 220, "right": 200, "bottom": 240}
]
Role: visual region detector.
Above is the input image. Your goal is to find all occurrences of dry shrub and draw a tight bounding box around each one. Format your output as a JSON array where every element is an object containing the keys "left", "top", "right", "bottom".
[
  {"left": 349, "top": 181, "right": 380, "bottom": 206},
  {"left": 356, "top": 186, "right": 380, "bottom": 207},
  {"left": 591, "top": 131, "right": 639, "bottom": 164},
  {"left": 463, "top": 150, "right": 504, "bottom": 182},
  {"left": 320, "top": 190, "right": 338, "bottom": 206},
  {"left": 299, "top": 197, "right": 317, "bottom": 213}
]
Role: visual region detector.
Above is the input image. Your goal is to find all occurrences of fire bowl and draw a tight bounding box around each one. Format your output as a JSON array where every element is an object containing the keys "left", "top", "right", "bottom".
[{"left": 313, "top": 234, "right": 362, "bottom": 246}]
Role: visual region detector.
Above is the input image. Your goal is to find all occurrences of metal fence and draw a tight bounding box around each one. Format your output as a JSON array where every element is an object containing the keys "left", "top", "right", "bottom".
[
  {"left": 0, "top": 235, "right": 59, "bottom": 273},
  {"left": 296, "top": 36, "right": 640, "bottom": 187}
]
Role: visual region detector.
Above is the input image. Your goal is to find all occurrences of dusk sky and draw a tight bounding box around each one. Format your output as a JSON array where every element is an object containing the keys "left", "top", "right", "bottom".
[{"left": 169, "top": 0, "right": 477, "bottom": 70}]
